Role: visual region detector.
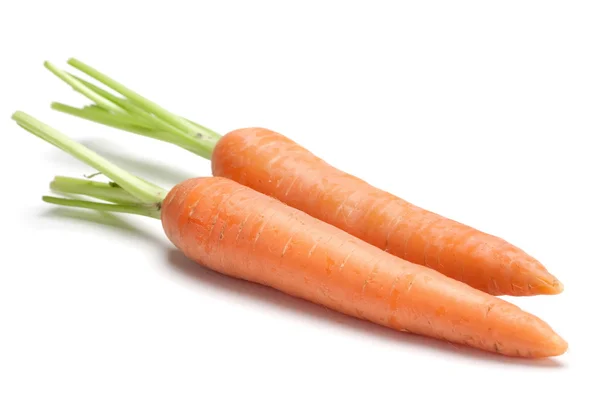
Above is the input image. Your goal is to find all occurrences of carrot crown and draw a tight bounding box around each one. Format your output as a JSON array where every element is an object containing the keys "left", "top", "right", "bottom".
[
  {"left": 45, "top": 58, "right": 221, "bottom": 160},
  {"left": 12, "top": 111, "right": 166, "bottom": 219}
]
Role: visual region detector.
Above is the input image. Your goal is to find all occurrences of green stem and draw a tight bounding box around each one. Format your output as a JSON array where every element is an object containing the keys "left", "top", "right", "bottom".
[
  {"left": 45, "top": 61, "right": 126, "bottom": 115},
  {"left": 67, "top": 58, "right": 221, "bottom": 140},
  {"left": 12, "top": 111, "right": 167, "bottom": 204},
  {"left": 50, "top": 176, "right": 142, "bottom": 205},
  {"left": 43, "top": 196, "right": 161, "bottom": 219},
  {"left": 53, "top": 102, "right": 156, "bottom": 131},
  {"left": 46, "top": 58, "right": 223, "bottom": 160},
  {"left": 52, "top": 102, "right": 170, "bottom": 140},
  {"left": 69, "top": 74, "right": 201, "bottom": 143},
  {"left": 46, "top": 61, "right": 219, "bottom": 155},
  {"left": 51, "top": 102, "right": 213, "bottom": 157},
  {"left": 69, "top": 74, "right": 148, "bottom": 117},
  {"left": 69, "top": 74, "right": 186, "bottom": 138}
]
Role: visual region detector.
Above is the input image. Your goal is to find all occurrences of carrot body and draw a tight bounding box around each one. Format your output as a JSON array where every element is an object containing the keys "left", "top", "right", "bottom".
[
  {"left": 211, "top": 128, "right": 562, "bottom": 296},
  {"left": 162, "top": 176, "right": 567, "bottom": 357}
]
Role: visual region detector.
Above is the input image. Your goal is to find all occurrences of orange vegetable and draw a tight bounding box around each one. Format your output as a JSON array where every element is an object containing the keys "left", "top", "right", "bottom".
[
  {"left": 44, "top": 58, "right": 563, "bottom": 296},
  {"left": 11, "top": 111, "right": 568, "bottom": 358}
]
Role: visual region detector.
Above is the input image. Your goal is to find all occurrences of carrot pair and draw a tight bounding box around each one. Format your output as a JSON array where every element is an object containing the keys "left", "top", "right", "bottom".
[
  {"left": 11, "top": 111, "right": 567, "bottom": 358},
  {"left": 44, "top": 58, "right": 563, "bottom": 297}
]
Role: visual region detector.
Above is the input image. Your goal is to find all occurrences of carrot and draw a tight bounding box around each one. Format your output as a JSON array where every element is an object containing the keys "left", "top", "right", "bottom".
[
  {"left": 43, "top": 58, "right": 563, "bottom": 296},
  {"left": 11, "top": 111, "right": 568, "bottom": 358}
]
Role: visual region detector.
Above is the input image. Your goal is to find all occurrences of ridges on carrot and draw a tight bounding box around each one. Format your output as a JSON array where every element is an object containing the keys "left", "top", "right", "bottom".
[
  {"left": 11, "top": 111, "right": 568, "bottom": 358},
  {"left": 42, "top": 58, "right": 563, "bottom": 297}
]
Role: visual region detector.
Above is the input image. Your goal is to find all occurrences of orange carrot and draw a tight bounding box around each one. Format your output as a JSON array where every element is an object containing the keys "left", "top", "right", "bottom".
[
  {"left": 12, "top": 111, "right": 568, "bottom": 358},
  {"left": 44, "top": 59, "right": 564, "bottom": 296}
]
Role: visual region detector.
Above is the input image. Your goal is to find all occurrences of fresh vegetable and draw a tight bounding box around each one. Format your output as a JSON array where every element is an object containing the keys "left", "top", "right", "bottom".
[
  {"left": 11, "top": 111, "right": 568, "bottom": 358},
  {"left": 43, "top": 59, "right": 563, "bottom": 297}
]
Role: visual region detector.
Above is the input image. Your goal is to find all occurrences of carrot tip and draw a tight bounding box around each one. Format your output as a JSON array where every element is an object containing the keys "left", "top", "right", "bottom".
[
  {"left": 553, "top": 279, "right": 564, "bottom": 294},
  {"left": 549, "top": 334, "right": 569, "bottom": 357},
  {"left": 543, "top": 277, "right": 564, "bottom": 295},
  {"left": 532, "top": 276, "right": 564, "bottom": 295}
]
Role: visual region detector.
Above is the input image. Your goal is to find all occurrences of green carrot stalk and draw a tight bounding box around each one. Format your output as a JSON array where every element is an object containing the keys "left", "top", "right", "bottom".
[
  {"left": 45, "top": 59, "right": 220, "bottom": 159},
  {"left": 12, "top": 111, "right": 165, "bottom": 219}
]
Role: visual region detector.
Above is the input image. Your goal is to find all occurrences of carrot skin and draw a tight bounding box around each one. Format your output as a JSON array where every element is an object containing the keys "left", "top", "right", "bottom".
[
  {"left": 210, "top": 128, "right": 563, "bottom": 296},
  {"left": 162, "top": 177, "right": 567, "bottom": 358}
]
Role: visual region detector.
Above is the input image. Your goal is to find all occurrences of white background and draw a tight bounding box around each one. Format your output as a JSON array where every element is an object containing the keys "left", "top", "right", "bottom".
[{"left": 1, "top": 1, "right": 598, "bottom": 399}]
